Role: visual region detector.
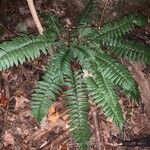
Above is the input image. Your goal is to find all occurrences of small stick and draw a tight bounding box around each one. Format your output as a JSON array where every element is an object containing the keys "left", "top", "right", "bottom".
[
  {"left": 98, "top": 0, "right": 109, "bottom": 28},
  {"left": 26, "top": 0, "right": 43, "bottom": 34},
  {"left": 91, "top": 106, "right": 102, "bottom": 150}
]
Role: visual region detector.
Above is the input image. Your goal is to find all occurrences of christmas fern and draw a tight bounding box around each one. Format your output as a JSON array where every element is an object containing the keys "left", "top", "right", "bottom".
[
  {"left": 65, "top": 70, "right": 91, "bottom": 150},
  {"left": 0, "top": 1, "right": 149, "bottom": 149},
  {"left": 0, "top": 34, "right": 53, "bottom": 70},
  {"left": 85, "top": 75, "right": 124, "bottom": 129},
  {"left": 105, "top": 38, "right": 150, "bottom": 63}
]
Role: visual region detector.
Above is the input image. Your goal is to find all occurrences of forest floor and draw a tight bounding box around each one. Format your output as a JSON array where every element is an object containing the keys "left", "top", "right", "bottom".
[{"left": 0, "top": 0, "right": 150, "bottom": 150}]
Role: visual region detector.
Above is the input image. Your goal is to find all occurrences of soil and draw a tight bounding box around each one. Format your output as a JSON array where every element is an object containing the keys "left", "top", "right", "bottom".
[{"left": 0, "top": 0, "right": 150, "bottom": 150}]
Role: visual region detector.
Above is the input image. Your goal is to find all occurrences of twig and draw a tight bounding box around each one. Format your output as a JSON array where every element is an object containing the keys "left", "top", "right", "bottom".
[
  {"left": 91, "top": 106, "right": 102, "bottom": 150},
  {"left": 40, "top": 130, "right": 71, "bottom": 150},
  {"left": 30, "top": 120, "right": 66, "bottom": 141},
  {"left": 98, "top": 0, "right": 109, "bottom": 28},
  {"left": 26, "top": 0, "right": 43, "bottom": 34}
]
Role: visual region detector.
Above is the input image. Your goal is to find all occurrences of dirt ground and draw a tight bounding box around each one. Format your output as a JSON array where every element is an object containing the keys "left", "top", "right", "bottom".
[{"left": 0, "top": 0, "right": 150, "bottom": 150}]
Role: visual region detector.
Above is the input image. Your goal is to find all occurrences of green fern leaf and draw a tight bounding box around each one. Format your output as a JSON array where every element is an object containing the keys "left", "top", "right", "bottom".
[
  {"left": 31, "top": 67, "right": 62, "bottom": 122},
  {"left": 31, "top": 47, "right": 73, "bottom": 121},
  {"left": 65, "top": 70, "right": 91, "bottom": 150},
  {"left": 42, "top": 12, "right": 65, "bottom": 36},
  {"left": 105, "top": 38, "right": 150, "bottom": 64},
  {"left": 77, "top": 0, "right": 95, "bottom": 37},
  {"left": 96, "top": 53, "right": 140, "bottom": 101},
  {"left": 78, "top": 0, "right": 95, "bottom": 26},
  {"left": 100, "top": 14, "right": 147, "bottom": 40},
  {"left": 85, "top": 75, "right": 124, "bottom": 129},
  {"left": 91, "top": 14, "right": 147, "bottom": 43},
  {"left": 0, "top": 34, "right": 54, "bottom": 70},
  {"left": 73, "top": 45, "right": 139, "bottom": 101}
]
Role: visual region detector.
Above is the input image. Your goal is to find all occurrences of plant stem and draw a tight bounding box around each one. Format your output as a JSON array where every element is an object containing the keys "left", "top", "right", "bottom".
[{"left": 26, "top": 0, "right": 43, "bottom": 34}]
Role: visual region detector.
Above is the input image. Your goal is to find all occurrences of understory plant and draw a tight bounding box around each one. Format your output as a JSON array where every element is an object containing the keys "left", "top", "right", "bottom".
[{"left": 0, "top": 0, "right": 150, "bottom": 149}]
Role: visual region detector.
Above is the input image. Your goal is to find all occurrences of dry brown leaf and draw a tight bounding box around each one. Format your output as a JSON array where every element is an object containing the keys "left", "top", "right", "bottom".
[
  {"left": 14, "top": 96, "right": 30, "bottom": 111},
  {"left": 3, "top": 130, "right": 15, "bottom": 147},
  {"left": 0, "top": 92, "right": 8, "bottom": 107},
  {"left": 59, "top": 143, "right": 68, "bottom": 150},
  {"left": 48, "top": 106, "right": 60, "bottom": 124}
]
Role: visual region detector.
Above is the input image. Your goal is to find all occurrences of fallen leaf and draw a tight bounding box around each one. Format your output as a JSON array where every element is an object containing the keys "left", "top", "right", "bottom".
[
  {"left": 59, "top": 143, "right": 68, "bottom": 150},
  {"left": 14, "top": 96, "right": 29, "bottom": 111},
  {"left": 48, "top": 106, "right": 60, "bottom": 124},
  {"left": 0, "top": 92, "right": 8, "bottom": 107},
  {"left": 3, "top": 130, "right": 15, "bottom": 147}
]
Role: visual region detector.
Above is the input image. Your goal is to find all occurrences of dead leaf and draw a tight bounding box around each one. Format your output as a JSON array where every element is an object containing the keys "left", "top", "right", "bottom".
[
  {"left": 14, "top": 96, "right": 29, "bottom": 111},
  {"left": 48, "top": 106, "right": 60, "bottom": 124},
  {"left": 59, "top": 143, "right": 68, "bottom": 150},
  {"left": 0, "top": 92, "right": 8, "bottom": 107},
  {"left": 3, "top": 130, "right": 15, "bottom": 147}
]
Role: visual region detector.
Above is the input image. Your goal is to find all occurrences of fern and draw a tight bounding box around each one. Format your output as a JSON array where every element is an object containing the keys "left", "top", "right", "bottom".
[
  {"left": 78, "top": 0, "right": 95, "bottom": 26},
  {"left": 95, "top": 53, "right": 140, "bottom": 101},
  {"left": 85, "top": 76, "right": 124, "bottom": 129},
  {"left": 31, "top": 67, "right": 62, "bottom": 121},
  {"left": 31, "top": 46, "right": 73, "bottom": 121},
  {"left": 0, "top": 34, "right": 54, "bottom": 70},
  {"left": 41, "top": 12, "right": 65, "bottom": 36},
  {"left": 77, "top": 0, "right": 95, "bottom": 37},
  {"left": 73, "top": 46, "right": 139, "bottom": 101},
  {"left": 99, "top": 14, "right": 147, "bottom": 40},
  {"left": 105, "top": 38, "right": 150, "bottom": 64},
  {"left": 89, "top": 14, "right": 147, "bottom": 43},
  {"left": 0, "top": 6, "right": 149, "bottom": 149},
  {"left": 65, "top": 70, "right": 91, "bottom": 149}
]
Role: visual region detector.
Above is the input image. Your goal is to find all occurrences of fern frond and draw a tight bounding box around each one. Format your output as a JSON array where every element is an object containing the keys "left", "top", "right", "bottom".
[
  {"left": 72, "top": 45, "right": 97, "bottom": 65},
  {"left": 65, "top": 70, "right": 91, "bottom": 150},
  {"left": 31, "top": 47, "right": 73, "bottom": 121},
  {"left": 105, "top": 38, "right": 150, "bottom": 64},
  {"left": 94, "top": 14, "right": 147, "bottom": 43},
  {"left": 42, "top": 12, "right": 65, "bottom": 36},
  {"left": 0, "top": 34, "right": 54, "bottom": 70},
  {"left": 46, "top": 46, "right": 74, "bottom": 76},
  {"left": 31, "top": 67, "right": 62, "bottom": 122},
  {"left": 73, "top": 46, "right": 139, "bottom": 101},
  {"left": 96, "top": 53, "right": 140, "bottom": 101},
  {"left": 78, "top": 0, "right": 95, "bottom": 26},
  {"left": 85, "top": 75, "right": 124, "bottom": 129},
  {"left": 77, "top": 0, "right": 95, "bottom": 37}
]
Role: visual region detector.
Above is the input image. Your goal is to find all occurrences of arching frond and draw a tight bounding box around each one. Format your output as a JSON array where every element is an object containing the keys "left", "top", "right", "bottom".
[
  {"left": 77, "top": 0, "right": 95, "bottom": 37},
  {"left": 105, "top": 38, "right": 150, "bottom": 64},
  {"left": 0, "top": 34, "right": 54, "bottom": 70},
  {"left": 85, "top": 75, "right": 124, "bottom": 129},
  {"left": 73, "top": 45, "right": 139, "bottom": 101},
  {"left": 96, "top": 53, "right": 140, "bottom": 101},
  {"left": 100, "top": 14, "right": 147, "bottom": 41},
  {"left": 42, "top": 12, "right": 65, "bottom": 36},
  {"left": 65, "top": 70, "right": 91, "bottom": 150},
  {"left": 90, "top": 14, "right": 147, "bottom": 43},
  {"left": 31, "top": 47, "right": 73, "bottom": 121},
  {"left": 78, "top": 0, "right": 95, "bottom": 26}
]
